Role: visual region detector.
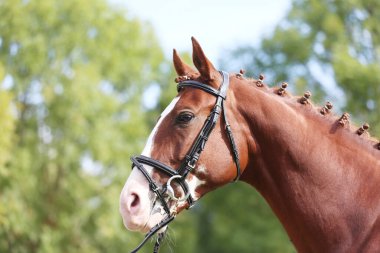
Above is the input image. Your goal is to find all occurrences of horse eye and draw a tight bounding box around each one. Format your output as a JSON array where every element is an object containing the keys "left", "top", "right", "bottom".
[{"left": 176, "top": 112, "right": 194, "bottom": 124}]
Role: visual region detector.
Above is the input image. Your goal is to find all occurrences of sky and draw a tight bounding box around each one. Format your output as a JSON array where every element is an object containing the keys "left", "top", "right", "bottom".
[
  {"left": 112, "top": 0, "right": 291, "bottom": 61},
  {"left": 108, "top": 0, "right": 293, "bottom": 108}
]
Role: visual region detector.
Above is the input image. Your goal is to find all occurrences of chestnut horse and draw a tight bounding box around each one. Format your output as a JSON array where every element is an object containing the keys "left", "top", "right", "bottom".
[{"left": 120, "top": 38, "right": 380, "bottom": 253}]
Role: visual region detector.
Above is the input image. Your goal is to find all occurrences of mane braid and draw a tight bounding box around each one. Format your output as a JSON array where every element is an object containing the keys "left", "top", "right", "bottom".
[{"left": 241, "top": 73, "right": 380, "bottom": 153}]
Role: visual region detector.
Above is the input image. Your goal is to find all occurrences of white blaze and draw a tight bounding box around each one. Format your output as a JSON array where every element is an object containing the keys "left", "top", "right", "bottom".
[{"left": 142, "top": 96, "right": 181, "bottom": 157}]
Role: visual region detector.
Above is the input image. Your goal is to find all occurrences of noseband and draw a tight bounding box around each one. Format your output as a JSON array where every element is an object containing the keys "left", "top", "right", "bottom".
[{"left": 129, "top": 71, "right": 241, "bottom": 253}]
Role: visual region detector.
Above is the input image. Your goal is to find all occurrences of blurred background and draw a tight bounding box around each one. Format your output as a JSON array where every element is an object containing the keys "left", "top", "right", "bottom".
[{"left": 0, "top": 0, "right": 379, "bottom": 252}]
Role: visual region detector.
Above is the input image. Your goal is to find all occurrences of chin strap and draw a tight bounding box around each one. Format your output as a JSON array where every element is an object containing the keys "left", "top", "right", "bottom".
[{"left": 130, "top": 215, "right": 175, "bottom": 253}]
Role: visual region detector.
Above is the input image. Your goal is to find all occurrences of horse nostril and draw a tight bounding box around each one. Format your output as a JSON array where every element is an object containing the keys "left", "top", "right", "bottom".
[
  {"left": 130, "top": 193, "right": 140, "bottom": 208},
  {"left": 127, "top": 192, "right": 141, "bottom": 215}
]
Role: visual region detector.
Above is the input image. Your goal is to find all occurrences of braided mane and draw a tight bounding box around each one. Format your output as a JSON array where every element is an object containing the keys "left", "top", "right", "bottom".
[{"left": 236, "top": 71, "right": 380, "bottom": 153}]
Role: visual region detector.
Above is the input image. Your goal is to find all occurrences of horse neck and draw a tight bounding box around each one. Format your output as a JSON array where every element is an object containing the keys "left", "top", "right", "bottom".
[{"left": 230, "top": 80, "right": 380, "bottom": 252}]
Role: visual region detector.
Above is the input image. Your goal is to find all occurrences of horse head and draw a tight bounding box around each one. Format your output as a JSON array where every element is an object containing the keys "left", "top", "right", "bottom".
[{"left": 119, "top": 38, "right": 252, "bottom": 236}]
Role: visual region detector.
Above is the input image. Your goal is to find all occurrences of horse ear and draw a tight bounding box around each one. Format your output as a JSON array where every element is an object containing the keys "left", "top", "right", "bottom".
[
  {"left": 173, "top": 49, "right": 194, "bottom": 76},
  {"left": 191, "top": 37, "right": 219, "bottom": 81}
]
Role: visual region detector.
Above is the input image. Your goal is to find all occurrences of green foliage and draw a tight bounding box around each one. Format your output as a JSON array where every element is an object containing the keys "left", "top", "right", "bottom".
[
  {"left": 0, "top": 89, "right": 15, "bottom": 182},
  {"left": 0, "top": 0, "right": 166, "bottom": 252}
]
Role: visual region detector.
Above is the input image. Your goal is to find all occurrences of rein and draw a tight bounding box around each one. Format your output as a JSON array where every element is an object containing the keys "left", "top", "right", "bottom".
[{"left": 129, "top": 71, "right": 241, "bottom": 253}]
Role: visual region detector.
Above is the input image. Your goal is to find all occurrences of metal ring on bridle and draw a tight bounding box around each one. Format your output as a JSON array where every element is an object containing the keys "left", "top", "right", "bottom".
[{"left": 166, "top": 175, "right": 190, "bottom": 201}]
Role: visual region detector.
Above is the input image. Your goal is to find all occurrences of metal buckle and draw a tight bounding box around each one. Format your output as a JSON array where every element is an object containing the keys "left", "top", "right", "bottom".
[{"left": 187, "top": 159, "right": 196, "bottom": 169}]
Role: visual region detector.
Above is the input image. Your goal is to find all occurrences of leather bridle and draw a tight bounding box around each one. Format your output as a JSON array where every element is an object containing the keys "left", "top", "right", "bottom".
[{"left": 129, "top": 71, "right": 241, "bottom": 253}]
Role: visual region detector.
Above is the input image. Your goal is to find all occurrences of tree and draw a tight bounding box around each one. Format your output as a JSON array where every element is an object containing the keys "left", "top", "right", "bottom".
[{"left": 0, "top": 0, "right": 167, "bottom": 252}]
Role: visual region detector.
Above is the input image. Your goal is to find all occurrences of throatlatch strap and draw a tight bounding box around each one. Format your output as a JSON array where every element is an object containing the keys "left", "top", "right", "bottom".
[{"left": 222, "top": 102, "right": 241, "bottom": 181}]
